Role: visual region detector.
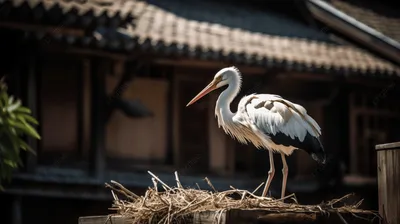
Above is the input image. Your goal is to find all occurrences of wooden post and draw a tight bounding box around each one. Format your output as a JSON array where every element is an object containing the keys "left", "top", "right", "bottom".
[
  {"left": 23, "top": 51, "right": 38, "bottom": 172},
  {"left": 89, "top": 58, "right": 107, "bottom": 179},
  {"left": 11, "top": 196, "right": 22, "bottom": 224},
  {"left": 376, "top": 142, "right": 400, "bottom": 224}
]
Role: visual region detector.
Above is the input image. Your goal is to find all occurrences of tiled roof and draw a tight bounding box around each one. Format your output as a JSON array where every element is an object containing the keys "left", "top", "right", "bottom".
[
  {"left": 17, "top": 0, "right": 400, "bottom": 76},
  {"left": 0, "top": 0, "right": 134, "bottom": 28},
  {"left": 119, "top": 0, "right": 399, "bottom": 76},
  {"left": 330, "top": 0, "right": 400, "bottom": 43}
]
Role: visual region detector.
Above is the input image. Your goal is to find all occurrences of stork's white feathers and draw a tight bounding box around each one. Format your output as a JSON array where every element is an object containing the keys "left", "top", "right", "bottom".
[
  {"left": 223, "top": 93, "right": 322, "bottom": 153},
  {"left": 242, "top": 94, "right": 321, "bottom": 139}
]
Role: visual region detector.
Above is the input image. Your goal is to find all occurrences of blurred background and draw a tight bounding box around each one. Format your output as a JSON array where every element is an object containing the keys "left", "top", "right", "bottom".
[{"left": 0, "top": 0, "right": 399, "bottom": 223}]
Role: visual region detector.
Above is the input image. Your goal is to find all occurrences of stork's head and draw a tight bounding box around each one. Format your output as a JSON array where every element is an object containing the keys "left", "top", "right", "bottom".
[{"left": 186, "top": 66, "right": 241, "bottom": 106}]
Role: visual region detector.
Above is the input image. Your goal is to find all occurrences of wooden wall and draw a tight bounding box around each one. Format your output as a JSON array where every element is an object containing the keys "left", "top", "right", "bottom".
[
  {"left": 39, "top": 56, "right": 81, "bottom": 160},
  {"left": 106, "top": 76, "right": 169, "bottom": 162},
  {"left": 38, "top": 56, "right": 170, "bottom": 167}
]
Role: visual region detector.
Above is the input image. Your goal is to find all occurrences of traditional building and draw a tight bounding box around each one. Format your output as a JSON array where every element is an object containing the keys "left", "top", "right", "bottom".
[{"left": 0, "top": 0, "right": 399, "bottom": 223}]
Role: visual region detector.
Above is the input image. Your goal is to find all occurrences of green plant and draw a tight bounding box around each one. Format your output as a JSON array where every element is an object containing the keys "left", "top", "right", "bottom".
[{"left": 0, "top": 78, "right": 40, "bottom": 190}]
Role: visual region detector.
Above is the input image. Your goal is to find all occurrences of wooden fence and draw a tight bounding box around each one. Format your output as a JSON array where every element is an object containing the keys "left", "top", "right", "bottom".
[{"left": 376, "top": 142, "right": 400, "bottom": 224}]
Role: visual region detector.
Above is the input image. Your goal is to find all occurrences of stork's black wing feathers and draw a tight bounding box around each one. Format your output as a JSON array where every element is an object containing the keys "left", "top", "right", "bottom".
[{"left": 269, "top": 132, "right": 326, "bottom": 164}]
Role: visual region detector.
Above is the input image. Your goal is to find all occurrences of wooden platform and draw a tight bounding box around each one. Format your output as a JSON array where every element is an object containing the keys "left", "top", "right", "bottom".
[{"left": 79, "top": 210, "right": 379, "bottom": 224}]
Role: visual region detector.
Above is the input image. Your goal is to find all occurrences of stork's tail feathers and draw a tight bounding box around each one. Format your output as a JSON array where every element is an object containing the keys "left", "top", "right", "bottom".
[{"left": 309, "top": 137, "right": 326, "bottom": 165}]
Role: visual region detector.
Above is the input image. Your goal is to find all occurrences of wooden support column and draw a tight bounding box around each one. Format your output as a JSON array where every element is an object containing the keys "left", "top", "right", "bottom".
[
  {"left": 77, "top": 59, "right": 84, "bottom": 157},
  {"left": 349, "top": 93, "right": 358, "bottom": 175},
  {"left": 24, "top": 52, "right": 38, "bottom": 172},
  {"left": 376, "top": 142, "right": 400, "bottom": 224},
  {"left": 165, "top": 66, "right": 175, "bottom": 165},
  {"left": 172, "top": 74, "right": 181, "bottom": 168},
  {"left": 89, "top": 58, "right": 106, "bottom": 179},
  {"left": 11, "top": 196, "right": 22, "bottom": 224}
]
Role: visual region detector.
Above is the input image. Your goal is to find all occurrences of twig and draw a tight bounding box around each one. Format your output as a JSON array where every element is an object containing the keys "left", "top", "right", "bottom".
[
  {"left": 106, "top": 183, "right": 136, "bottom": 201},
  {"left": 204, "top": 177, "right": 217, "bottom": 192},
  {"left": 110, "top": 180, "right": 139, "bottom": 198},
  {"left": 148, "top": 171, "right": 173, "bottom": 191},
  {"left": 274, "top": 193, "right": 297, "bottom": 202},
  {"left": 152, "top": 177, "right": 159, "bottom": 192},
  {"left": 337, "top": 211, "right": 349, "bottom": 224},
  {"left": 174, "top": 171, "right": 183, "bottom": 189},
  {"left": 110, "top": 190, "right": 118, "bottom": 201},
  {"left": 328, "top": 193, "right": 353, "bottom": 207},
  {"left": 251, "top": 182, "right": 264, "bottom": 195}
]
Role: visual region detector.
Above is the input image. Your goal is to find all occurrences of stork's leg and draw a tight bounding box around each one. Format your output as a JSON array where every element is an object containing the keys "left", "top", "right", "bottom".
[
  {"left": 281, "top": 153, "right": 288, "bottom": 199},
  {"left": 262, "top": 150, "right": 275, "bottom": 197}
]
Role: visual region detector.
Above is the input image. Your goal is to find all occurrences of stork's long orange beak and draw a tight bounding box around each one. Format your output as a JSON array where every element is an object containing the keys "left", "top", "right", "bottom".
[{"left": 186, "top": 80, "right": 218, "bottom": 107}]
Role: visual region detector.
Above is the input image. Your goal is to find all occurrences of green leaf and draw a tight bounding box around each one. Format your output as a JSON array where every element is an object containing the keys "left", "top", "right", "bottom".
[
  {"left": 4, "top": 159, "right": 17, "bottom": 168},
  {"left": 7, "top": 100, "right": 21, "bottom": 113},
  {"left": 8, "top": 96, "right": 14, "bottom": 105},
  {"left": 15, "top": 106, "right": 31, "bottom": 114},
  {"left": 18, "top": 114, "right": 38, "bottom": 125}
]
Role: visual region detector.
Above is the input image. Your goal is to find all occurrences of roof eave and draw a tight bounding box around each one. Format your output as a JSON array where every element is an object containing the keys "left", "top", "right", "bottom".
[{"left": 305, "top": 0, "right": 400, "bottom": 66}]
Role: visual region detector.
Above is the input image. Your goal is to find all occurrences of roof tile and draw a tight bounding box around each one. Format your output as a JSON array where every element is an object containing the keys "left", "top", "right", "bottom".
[
  {"left": 330, "top": 0, "right": 400, "bottom": 43},
  {"left": 3, "top": 0, "right": 134, "bottom": 27}
]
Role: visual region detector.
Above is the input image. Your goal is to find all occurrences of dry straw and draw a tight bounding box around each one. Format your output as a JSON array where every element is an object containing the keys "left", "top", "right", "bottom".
[{"left": 105, "top": 171, "right": 379, "bottom": 224}]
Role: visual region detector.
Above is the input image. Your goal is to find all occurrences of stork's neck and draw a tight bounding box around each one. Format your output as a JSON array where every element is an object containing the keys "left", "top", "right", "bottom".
[{"left": 216, "top": 74, "right": 241, "bottom": 123}]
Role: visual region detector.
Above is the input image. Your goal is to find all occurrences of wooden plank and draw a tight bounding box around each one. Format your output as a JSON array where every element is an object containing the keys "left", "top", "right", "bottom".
[
  {"left": 79, "top": 211, "right": 378, "bottom": 224},
  {"left": 0, "top": 21, "right": 85, "bottom": 36},
  {"left": 377, "top": 142, "right": 400, "bottom": 224},
  {"left": 154, "top": 59, "right": 266, "bottom": 75},
  {"left": 41, "top": 45, "right": 129, "bottom": 61},
  {"left": 375, "top": 142, "right": 400, "bottom": 150},
  {"left": 79, "top": 216, "right": 127, "bottom": 224}
]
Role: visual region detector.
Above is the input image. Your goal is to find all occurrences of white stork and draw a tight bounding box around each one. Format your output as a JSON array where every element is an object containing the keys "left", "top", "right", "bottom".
[{"left": 186, "top": 66, "right": 326, "bottom": 199}]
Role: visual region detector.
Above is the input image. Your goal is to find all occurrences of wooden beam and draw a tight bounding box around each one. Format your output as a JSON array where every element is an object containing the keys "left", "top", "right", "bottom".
[
  {"left": 276, "top": 72, "right": 337, "bottom": 82},
  {"left": 376, "top": 142, "right": 400, "bottom": 224},
  {"left": 41, "top": 46, "right": 129, "bottom": 61},
  {"left": 89, "top": 58, "right": 107, "bottom": 179},
  {"left": 0, "top": 21, "right": 85, "bottom": 36},
  {"left": 154, "top": 58, "right": 266, "bottom": 74}
]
